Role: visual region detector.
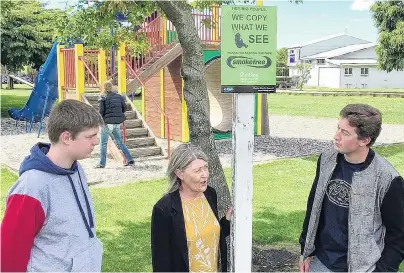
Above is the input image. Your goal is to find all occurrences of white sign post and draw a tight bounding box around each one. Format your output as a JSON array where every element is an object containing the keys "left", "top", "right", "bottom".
[
  {"left": 221, "top": 3, "right": 277, "bottom": 272},
  {"left": 230, "top": 93, "right": 255, "bottom": 272}
]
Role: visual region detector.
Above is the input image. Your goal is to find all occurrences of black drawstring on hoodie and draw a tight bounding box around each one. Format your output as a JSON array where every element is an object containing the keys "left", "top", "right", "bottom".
[
  {"left": 77, "top": 171, "right": 94, "bottom": 229},
  {"left": 67, "top": 172, "right": 94, "bottom": 238}
]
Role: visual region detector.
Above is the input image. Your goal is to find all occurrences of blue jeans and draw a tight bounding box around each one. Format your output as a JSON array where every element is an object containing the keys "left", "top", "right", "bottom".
[
  {"left": 99, "top": 124, "right": 134, "bottom": 166},
  {"left": 309, "top": 256, "right": 332, "bottom": 272}
]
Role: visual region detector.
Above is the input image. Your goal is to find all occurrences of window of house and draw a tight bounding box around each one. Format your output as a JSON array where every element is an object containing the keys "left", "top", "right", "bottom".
[
  {"left": 344, "top": 68, "right": 353, "bottom": 76},
  {"left": 318, "top": 59, "right": 325, "bottom": 64},
  {"left": 289, "top": 49, "right": 296, "bottom": 63},
  {"left": 361, "top": 68, "right": 369, "bottom": 76}
]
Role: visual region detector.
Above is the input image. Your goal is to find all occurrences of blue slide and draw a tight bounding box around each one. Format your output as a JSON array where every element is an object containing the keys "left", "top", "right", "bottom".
[{"left": 8, "top": 42, "right": 59, "bottom": 130}]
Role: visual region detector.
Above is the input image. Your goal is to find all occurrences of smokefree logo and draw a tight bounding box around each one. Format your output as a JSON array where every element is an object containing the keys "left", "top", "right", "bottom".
[{"left": 226, "top": 56, "right": 272, "bottom": 68}]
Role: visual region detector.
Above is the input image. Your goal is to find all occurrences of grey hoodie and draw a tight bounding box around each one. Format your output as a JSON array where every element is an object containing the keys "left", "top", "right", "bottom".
[{"left": 1, "top": 143, "right": 103, "bottom": 272}]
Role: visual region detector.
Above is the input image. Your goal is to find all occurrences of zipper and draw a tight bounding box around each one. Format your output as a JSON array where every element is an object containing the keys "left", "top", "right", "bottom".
[
  {"left": 304, "top": 162, "right": 336, "bottom": 259},
  {"left": 347, "top": 172, "right": 356, "bottom": 272}
]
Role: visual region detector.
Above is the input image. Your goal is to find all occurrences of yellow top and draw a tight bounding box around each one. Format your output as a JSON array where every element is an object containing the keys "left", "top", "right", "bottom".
[{"left": 182, "top": 195, "right": 220, "bottom": 272}]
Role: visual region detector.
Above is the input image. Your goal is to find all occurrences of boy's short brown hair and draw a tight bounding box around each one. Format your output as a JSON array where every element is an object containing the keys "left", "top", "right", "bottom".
[
  {"left": 340, "top": 103, "right": 382, "bottom": 147},
  {"left": 47, "top": 100, "right": 104, "bottom": 143}
]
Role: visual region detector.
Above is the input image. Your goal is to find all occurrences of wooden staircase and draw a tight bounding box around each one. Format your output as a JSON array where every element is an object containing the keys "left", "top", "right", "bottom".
[
  {"left": 83, "top": 94, "right": 165, "bottom": 159},
  {"left": 125, "top": 42, "right": 183, "bottom": 95}
]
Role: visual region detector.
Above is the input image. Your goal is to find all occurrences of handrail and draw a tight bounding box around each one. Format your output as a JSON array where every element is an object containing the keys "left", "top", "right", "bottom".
[
  {"left": 123, "top": 57, "right": 171, "bottom": 158},
  {"left": 122, "top": 123, "right": 127, "bottom": 143},
  {"left": 128, "top": 16, "right": 176, "bottom": 76},
  {"left": 79, "top": 56, "right": 102, "bottom": 91},
  {"left": 109, "top": 71, "right": 118, "bottom": 80},
  {"left": 84, "top": 49, "right": 100, "bottom": 53},
  {"left": 135, "top": 15, "right": 161, "bottom": 35},
  {"left": 127, "top": 9, "right": 220, "bottom": 78}
]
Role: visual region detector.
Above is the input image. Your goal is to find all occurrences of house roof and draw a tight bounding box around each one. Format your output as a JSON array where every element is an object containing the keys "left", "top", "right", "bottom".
[
  {"left": 287, "top": 33, "right": 370, "bottom": 49},
  {"left": 328, "top": 59, "right": 378, "bottom": 65},
  {"left": 301, "top": 43, "right": 376, "bottom": 60}
]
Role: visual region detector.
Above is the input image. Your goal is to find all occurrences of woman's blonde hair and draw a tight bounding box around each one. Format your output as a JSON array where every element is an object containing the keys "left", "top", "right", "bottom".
[
  {"left": 166, "top": 143, "right": 209, "bottom": 193},
  {"left": 103, "top": 81, "right": 113, "bottom": 93}
]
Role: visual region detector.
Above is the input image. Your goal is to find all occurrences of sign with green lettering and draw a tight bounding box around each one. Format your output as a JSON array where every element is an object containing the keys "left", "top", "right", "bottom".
[{"left": 221, "top": 6, "right": 277, "bottom": 93}]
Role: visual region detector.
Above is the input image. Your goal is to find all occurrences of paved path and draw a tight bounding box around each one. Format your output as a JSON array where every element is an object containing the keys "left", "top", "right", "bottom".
[
  {"left": 1, "top": 115, "right": 402, "bottom": 187},
  {"left": 268, "top": 115, "right": 404, "bottom": 145}
]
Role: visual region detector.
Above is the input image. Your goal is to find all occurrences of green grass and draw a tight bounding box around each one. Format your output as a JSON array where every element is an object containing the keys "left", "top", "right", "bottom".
[
  {"left": 0, "top": 168, "right": 17, "bottom": 214},
  {"left": 2, "top": 85, "right": 403, "bottom": 125},
  {"left": 92, "top": 177, "right": 166, "bottom": 271},
  {"left": 131, "top": 95, "right": 142, "bottom": 115},
  {"left": 268, "top": 94, "right": 404, "bottom": 124},
  {"left": 0, "top": 84, "right": 32, "bottom": 118},
  {"left": 2, "top": 143, "right": 403, "bottom": 271},
  {"left": 302, "top": 86, "right": 404, "bottom": 93}
]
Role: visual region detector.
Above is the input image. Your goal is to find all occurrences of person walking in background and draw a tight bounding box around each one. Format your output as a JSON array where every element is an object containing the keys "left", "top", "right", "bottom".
[
  {"left": 96, "top": 81, "right": 134, "bottom": 168},
  {"left": 299, "top": 104, "right": 404, "bottom": 272}
]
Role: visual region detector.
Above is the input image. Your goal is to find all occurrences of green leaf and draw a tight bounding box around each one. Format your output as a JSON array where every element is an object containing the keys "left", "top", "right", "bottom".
[{"left": 371, "top": 0, "right": 404, "bottom": 72}]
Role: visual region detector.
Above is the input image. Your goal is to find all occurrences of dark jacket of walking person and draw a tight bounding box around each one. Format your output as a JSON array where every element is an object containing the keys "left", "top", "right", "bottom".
[
  {"left": 96, "top": 81, "right": 134, "bottom": 168},
  {"left": 99, "top": 88, "right": 127, "bottom": 125}
]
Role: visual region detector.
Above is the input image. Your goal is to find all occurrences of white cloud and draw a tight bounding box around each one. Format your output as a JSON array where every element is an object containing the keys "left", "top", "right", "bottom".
[
  {"left": 351, "top": 18, "right": 367, "bottom": 22},
  {"left": 351, "top": 0, "right": 375, "bottom": 11},
  {"left": 42, "top": 0, "right": 79, "bottom": 10}
]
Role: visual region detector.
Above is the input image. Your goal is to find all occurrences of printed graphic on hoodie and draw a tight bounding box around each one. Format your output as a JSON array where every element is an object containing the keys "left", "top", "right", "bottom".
[{"left": 325, "top": 179, "right": 351, "bottom": 208}]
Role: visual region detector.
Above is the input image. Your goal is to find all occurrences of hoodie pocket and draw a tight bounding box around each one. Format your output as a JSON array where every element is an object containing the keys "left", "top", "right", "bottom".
[{"left": 71, "top": 238, "right": 103, "bottom": 272}]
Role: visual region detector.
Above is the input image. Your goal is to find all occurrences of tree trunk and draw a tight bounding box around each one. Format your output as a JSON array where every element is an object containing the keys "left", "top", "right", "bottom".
[
  {"left": 156, "top": 1, "right": 231, "bottom": 218},
  {"left": 31, "top": 70, "right": 38, "bottom": 83},
  {"left": 7, "top": 76, "right": 14, "bottom": 89},
  {"left": 261, "top": 94, "right": 270, "bottom": 135}
]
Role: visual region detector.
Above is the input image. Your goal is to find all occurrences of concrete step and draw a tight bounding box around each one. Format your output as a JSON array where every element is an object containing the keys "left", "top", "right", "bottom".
[
  {"left": 86, "top": 95, "right": 99, "bottom": 100},
  {"left": 124, "top": 119, "right": 142, "bottom": 129},
  {"left": 84, "top": 93, "right": 164, "bottom": 159},
  {"left": 85, "top": 96, "right": 99, "bottom": 103},
  {"left": 88, "top": 105, "right": 132, "bottom": 113},
  {"left": 125, "top": 137, "right": 155, "bottom": 149},
  {"left": 86, "top": 100, "right": 98, "bottom": 106},
  {"left": 125, "top": 111, "right": 137, "bottom": 119},
  {"left": 126, "top": 128, "right": 148, "bottom": 137},
  {"left": 130, "top": 146, "right": 162, "bottom": 158},
  {"left": 84, "top": 96, "right": 131, "bottom": 110}
]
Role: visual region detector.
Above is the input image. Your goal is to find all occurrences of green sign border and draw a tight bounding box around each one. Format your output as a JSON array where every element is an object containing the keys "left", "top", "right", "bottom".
[{"left": 221, "top": 5, "right": 277, "bottom": 93}]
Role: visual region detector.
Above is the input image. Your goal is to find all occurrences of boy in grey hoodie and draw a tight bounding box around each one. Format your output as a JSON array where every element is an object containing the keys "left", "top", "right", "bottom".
[{"left": 1, "top": 100, "right": 104, "bottom": 272}]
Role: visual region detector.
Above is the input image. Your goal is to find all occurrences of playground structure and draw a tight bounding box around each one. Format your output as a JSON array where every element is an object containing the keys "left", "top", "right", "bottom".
[
  {"left": 8, "top": 6, "right": 270, "bottom": 159},
  {"left": 8, "top": 42, "right": 59, "bottom": 135},
  {"left": 58, "top": 7, "right": 268, "bottom": 139}
]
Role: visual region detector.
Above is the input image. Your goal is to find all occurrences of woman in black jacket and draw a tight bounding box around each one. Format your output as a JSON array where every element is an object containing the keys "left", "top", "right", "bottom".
[
  {"left": 96, "top": 81, "right": 134, "bottom": 168},
  {"left": 151, "top": 143, "right": 232, "bottom": 272}
]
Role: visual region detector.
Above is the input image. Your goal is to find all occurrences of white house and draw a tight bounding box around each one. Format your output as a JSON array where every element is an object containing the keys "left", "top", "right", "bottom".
[{"left": 287, "top": 34, "right": 404, "bottom": 89}]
